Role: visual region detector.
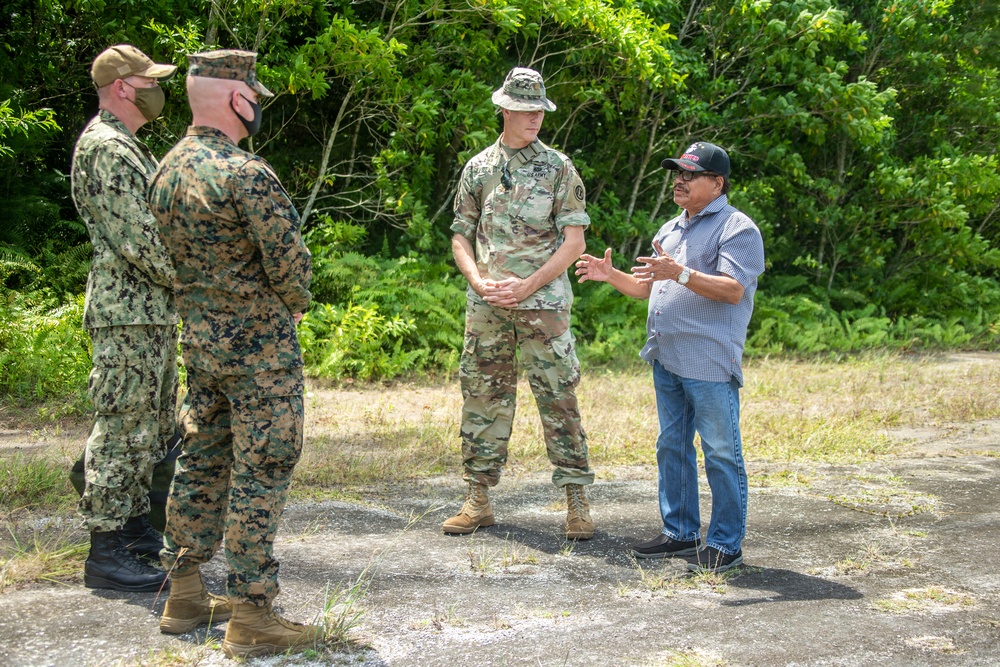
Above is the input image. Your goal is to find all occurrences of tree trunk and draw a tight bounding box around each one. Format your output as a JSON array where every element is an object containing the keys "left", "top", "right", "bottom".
[{"left": 301, "top": 83, "right": 356, "bottom": 228}]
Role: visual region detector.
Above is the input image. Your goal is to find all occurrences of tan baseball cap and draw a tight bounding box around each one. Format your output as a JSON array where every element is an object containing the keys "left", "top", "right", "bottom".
[
  {"left": 91, "top": 44, "right": 177, "bottom": 88},
  {"left": 187, "top": 49, "right": 274, "bottom": 98}
]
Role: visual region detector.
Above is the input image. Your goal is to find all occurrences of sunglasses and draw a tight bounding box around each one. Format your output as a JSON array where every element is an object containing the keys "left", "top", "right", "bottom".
[
  {"left": 501, "top": 162, "right": 513, "bottom": 190},
  {"left": 675, "top": 170, "right": 720, "bottom": 182}
]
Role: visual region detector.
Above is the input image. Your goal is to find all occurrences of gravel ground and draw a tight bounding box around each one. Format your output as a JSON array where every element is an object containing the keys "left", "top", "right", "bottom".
[{"left": 2, "top": 449, "right": 1000, "bottom": 667}]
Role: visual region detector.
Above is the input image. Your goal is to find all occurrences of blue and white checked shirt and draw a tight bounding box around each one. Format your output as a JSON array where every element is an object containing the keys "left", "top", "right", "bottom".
[{"left": 639, "top": 194, "right": 765, "bottom": 385}]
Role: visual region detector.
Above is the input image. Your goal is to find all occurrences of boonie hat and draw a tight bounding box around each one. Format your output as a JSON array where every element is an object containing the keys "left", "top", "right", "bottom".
[
  {"left": 91, "top": 44, "right": 177, "bottom": 88},
  {"left": 661, "top": 142, "right": 731, "bottom": 178},
  {"left": 491, "top": 67, "right": 556, "bottom": 112},
  {"left": 187, "top": 49, "right": 274, "bottom": 98}
]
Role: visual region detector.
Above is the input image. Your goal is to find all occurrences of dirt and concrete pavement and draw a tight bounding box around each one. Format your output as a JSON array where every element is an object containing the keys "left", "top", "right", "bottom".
[{"left": 2, "top": 450, "right": 1000, "bottom": 667}]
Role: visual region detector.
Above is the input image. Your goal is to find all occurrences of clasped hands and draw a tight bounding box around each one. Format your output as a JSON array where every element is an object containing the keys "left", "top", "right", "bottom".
[
  {"left": 478, "top": 276, "right": 532, "bottom": 308},
  {"left": 575, "top": 240, "right": 683, "bottom": 284}
]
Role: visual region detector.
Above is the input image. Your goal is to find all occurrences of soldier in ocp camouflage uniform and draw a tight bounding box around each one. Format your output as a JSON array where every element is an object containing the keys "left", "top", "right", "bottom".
[
  {"left": 148, "top": 50, "right": 323, "bottom": 657},
  {"left": 443, "top": 67, "right": 596, "bottom": 540},
  {"left": 71, "top": 44, "right": 179, "bottom": 593}
]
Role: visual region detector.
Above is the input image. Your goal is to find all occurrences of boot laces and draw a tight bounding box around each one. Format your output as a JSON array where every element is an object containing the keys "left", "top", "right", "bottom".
[
  {"left": 264, "top": 610, "right": 309, "bottom": 632},
  {"left": 566, "top": 485, "right": 587, "bottom": 514},
  {"left": 466, "top": 483, "right": 487, "bottom": 506},
  {"left": 112, "top": 540, "right": 161, "bottom": 574}
]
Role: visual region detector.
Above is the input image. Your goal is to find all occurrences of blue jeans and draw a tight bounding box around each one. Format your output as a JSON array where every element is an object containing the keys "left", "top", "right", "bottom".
[{"left": 653, "top": 361, "right": 747, "bottom": 554}]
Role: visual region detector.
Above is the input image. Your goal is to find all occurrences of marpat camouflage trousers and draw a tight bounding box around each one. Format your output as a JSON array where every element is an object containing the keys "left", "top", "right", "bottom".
[
  {"left": 79, "top": 324, "right": 178, "bottom": 532},
  {"left": 161, "top": 367, "right": 304, "bottom": 606},
  {"left": 459, "top": 301, "right": 593, "bottom": 488}
]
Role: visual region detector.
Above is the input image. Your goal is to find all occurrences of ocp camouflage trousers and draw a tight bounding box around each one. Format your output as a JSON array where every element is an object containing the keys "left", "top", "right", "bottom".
[
  {"left": 79, "top": 324, "right": 178, "bottom": 532},
  {"left": 161, "top": 366, "right": 304, "bottom": 606},
  {"left": 459, "top": 301, "right": 594, "bottom": 488}
]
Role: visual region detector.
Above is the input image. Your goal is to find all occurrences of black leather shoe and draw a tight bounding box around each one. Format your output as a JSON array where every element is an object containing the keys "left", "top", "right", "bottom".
[
  {"left": 685, "top": 546, "right": 744, "bottom": 573},
  {"left": 84, "top": 530, "right": 168, "bottom": 592},
  {"left": 632, "top": 533, "right": 700, "bottom": 559},
  {"left": 120, "top": 514, "right": 165, "bottom": 562}
]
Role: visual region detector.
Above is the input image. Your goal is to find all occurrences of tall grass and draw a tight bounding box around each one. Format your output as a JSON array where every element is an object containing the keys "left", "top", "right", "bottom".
[
  {"left": 0, "top": 294, "right": 91, "bottom": 412},
  {"left": 293, "top": 351, "right": 1000, "bottom": 497},
  {"left": 0, "top": 452, "right": 76, "bottom": 512}
]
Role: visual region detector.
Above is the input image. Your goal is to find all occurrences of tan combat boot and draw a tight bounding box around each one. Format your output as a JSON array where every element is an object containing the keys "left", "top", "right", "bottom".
[
  {"left": 442, "top": 482, "right": 495, "bottom": 534},
  {"left": 159, "top": 568, "right": 232, "bottom": 634},
  {"left": 222, "top": 602, "right": 324, "bottom": 659},
  {"left": 565, "top": 483, "right": 594, "bottom": 540}
]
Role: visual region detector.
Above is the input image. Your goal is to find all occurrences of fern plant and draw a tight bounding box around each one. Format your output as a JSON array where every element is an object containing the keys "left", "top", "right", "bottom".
[{"left": 0, "top": 293, "right": 91, "bottom": 410}]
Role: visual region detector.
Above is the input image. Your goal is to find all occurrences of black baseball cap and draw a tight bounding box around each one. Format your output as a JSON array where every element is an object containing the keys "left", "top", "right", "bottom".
[{"left": 661, "top": 142, "right": 730, "bottom": 178}]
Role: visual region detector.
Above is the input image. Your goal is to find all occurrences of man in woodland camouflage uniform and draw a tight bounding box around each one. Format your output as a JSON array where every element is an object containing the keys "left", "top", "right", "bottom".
[
  {"left": 443, "top": 67, "right": 596, "bottom": 540},
  {"left": 148, "top": 50, "right": 322, "bottom": 657},
  {"left": 71, "top": 44, "right": 178, "bottom": 593}
]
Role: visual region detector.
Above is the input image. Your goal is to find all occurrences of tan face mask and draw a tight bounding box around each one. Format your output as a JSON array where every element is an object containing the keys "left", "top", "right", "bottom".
[{"left": 126, "top": 82, "right": 165, "bottom": 121}]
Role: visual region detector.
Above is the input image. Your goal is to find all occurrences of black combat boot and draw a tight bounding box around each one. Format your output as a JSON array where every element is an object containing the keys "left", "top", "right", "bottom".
[
  {"left": 84, "top": 530, "right": 169, "bottom": 592},
  {"left": 120, "top": 514, "right": 165, "bottom": 561}
]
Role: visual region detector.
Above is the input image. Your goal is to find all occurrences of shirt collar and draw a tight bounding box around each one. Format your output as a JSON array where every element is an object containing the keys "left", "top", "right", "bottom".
[
  {"left": 186, "top": 125, "right": 236, "bottom": 145},
  {"left": 97, "top": 108, "right": 130, "bottom": 135},
  {"left": 680, "top": 193, "right": 729, "bottom": 228}
]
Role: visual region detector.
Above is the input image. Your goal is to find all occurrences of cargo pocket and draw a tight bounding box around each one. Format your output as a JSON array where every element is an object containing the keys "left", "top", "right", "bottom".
[
  {"left": 239, "top": 369, "right": 305, "bottom": 473},
  {"left": 459, "top": 332, "right": 487, "bottom": 400},
  {"left": 527, "top": 327, "right": 580, "bottom": 393},
  {"left": 552, "top": 327, "right": 581, "bottom": 389}
]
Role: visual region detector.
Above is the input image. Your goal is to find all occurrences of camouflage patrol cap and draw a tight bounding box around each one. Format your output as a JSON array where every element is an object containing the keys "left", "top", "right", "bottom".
[
  {"left": 187, "top": 49, "right": 274, "bottom": 98},
  {"left": 491, "top": 67, "right": 556, "bottom": 112},
  {"left": 91, "top": 44, "right": 177, "bottom": 88}
]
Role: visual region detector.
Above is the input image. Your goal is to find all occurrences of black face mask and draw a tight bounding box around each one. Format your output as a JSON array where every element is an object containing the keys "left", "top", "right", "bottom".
[{"left": 232, "top": 93, "right": 262, "bottom": 137}]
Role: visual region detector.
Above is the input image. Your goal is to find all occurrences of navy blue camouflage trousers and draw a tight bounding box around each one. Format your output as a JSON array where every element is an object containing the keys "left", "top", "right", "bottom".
[{"left": 79, "top": 324, "right": 178, "bottom": 532}]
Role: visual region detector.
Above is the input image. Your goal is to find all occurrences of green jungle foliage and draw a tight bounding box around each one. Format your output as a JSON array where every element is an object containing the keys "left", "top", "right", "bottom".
[
  {"left": 0, "top": 294, "right": 91, "bottom": 409},
  {"left": 1, "top": 0, "right": 998, "bottom": 405}
]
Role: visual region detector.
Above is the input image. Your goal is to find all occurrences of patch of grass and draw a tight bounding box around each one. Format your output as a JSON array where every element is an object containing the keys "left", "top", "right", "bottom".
[
  {"left": 745, "top": 412, "right": 900, "bottom": 463},
  {"left": 873, "top": 587, "right": 976, "bottom": 614},
  {"left": 827, "top": 473, "right": 938, "bottom": 518},
  {"left": 468, "top": 533, "right": 540, "bottom": 575},
  {"left": 0, "top": 526, "right": 87, "bottom": 591},
  {"left": 685, "top": 567, "right": 741, "bottom": 592},
  {"left": 0, "top": 452, "right": 76, "bottom": 513},
  {"left": 818, "top": 520, "right": 927, "bottom": 577},
  {"left": 94, "top": 645, "right": 216, "bottom": 667},
  {"left": 491, "top": 615, "right": 512, "bottom": 630},
  {"left": 622, "top": 558, "right": 741, "bottom": 596},
  {"left": 294, "top": 385, "right": 460, "bottom": 491},
  {"left": 656, "top": 649, "right": 730, "bottom": 667},
  {"left": 409, "top": 604, "right": 465, "bottom": 631},
  {"left": 748, "top": 469, "right": 812, "bottom": 488},
  {"left": 828, "top": 540, "right": 915, "bottom": 576},
  {"left": 904, "top": 636, "right": 962, "bottom": 654},
  {"left": 628, "top": 561, "right": 681, "bottom": 595},
  {"left": 320, "top": 568, "right": 370, "bottom": 647},
  {"left": 287, "top": 485, "right": 367, "bottom": 505}
]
